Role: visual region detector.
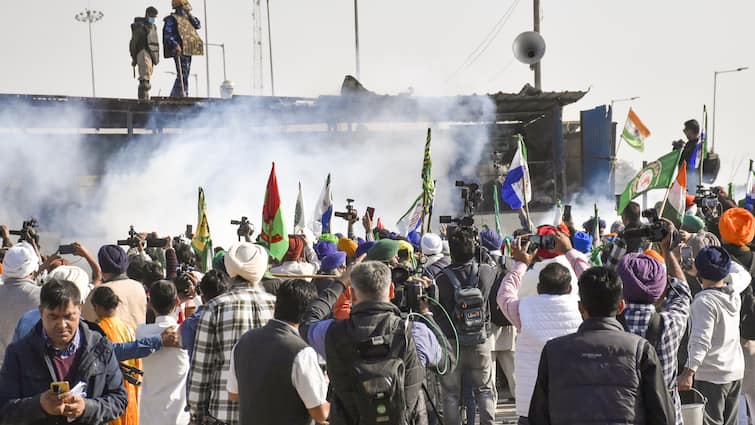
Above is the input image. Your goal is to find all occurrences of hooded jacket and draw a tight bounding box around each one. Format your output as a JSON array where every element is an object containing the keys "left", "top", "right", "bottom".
[{"left": 686, "top": 262, "right": 750, "bottom": 384}]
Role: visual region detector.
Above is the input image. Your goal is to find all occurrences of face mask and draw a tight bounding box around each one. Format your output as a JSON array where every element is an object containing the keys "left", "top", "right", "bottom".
[{"left": 147, "top": 17, "right": 156, "bottom": 24}]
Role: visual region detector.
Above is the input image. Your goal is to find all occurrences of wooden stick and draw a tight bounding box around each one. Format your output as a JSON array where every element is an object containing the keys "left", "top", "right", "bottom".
[{"left": 271, "top": 273, "right": 335, "bottom": 279}]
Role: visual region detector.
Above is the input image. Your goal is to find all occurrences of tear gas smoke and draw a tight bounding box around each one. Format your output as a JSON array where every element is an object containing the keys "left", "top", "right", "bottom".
[{"left": 0, "top": 96, "right": 496, "bottom": 251}]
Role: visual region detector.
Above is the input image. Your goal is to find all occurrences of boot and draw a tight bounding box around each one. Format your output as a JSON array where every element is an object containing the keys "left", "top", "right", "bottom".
[{"left": 138, "top": 79, "right": 151, "bottom": 101}]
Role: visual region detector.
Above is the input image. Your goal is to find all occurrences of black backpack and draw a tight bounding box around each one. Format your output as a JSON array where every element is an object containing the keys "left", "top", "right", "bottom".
[
  {"left": 443, "top": 263, "right": 487, "bottom": 346},
  {"left": 345, "top": 323, "right": 411, "bottom": 425}
]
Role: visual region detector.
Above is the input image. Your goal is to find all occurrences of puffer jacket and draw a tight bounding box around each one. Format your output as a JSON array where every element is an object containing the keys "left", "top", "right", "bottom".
[
  {"left": 529, "top": 318, "right": 674, "bottom": 425},
  {"left": 515, "top": 293, "right": 582, "bottom": 417}
]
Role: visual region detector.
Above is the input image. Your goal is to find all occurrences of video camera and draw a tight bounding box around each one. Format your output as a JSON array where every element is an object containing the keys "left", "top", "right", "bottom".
[
  {"left": 9, "top": 218, "right": 40, "bottom": 245},
  {"left": 695, "top": 185, "right": 722, "bottom": 220},
  {"left": 391, "top": 265, "right": 426, "bottom": 313},
  {"left": 116, "top": 225, "right": 168, "bottom": 248},
  {"left": 439, "top": 180, "right": 482, "bottom": 239},
  {"left": 335, "top": 198, "right": 359, "bottom": 238},
  {"left": 622, "top": 209, "right": 671, "bottom": 243},
  {"left": 173, "top": 224, "right": 194, "bottom": 247},
  {"left": 230, "top": 216, "right": 254, "bottom": 241}
]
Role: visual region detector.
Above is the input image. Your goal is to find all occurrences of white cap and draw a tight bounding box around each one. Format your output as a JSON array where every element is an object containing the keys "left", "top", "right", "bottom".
[
  {"left": 48, "top": 265, "right": 91, "bottom": 301},
  {"left": 2, "top": 242, "right": 39, "bottom": 279}
]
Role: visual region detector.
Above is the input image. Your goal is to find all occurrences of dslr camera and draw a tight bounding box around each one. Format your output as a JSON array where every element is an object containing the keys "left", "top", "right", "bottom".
[
  {"left": 622, "top": 209, "right": 670, "bottom": 243},
  {"left": 695, "top": 186, "right": 722, "bottom": 220},
  {"left": 391, "top": 265, "right": 426, "bottom": 313}
]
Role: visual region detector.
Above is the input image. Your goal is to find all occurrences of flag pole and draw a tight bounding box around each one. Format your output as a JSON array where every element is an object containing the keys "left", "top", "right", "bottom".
[
  {"left": 426, "top": 179, "right": 436, "bottom": 234},
  {"left": 699, "top": 105, "right": 707, "bottom": 188},
  {"left": 522, "top": 184, "right": 532, "bottom": 233}
]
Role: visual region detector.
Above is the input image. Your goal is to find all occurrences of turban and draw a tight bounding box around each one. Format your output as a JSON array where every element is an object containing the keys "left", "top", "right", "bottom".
[
  {"left": 618, "top": 253, "right": 667, "bottom": 304},
  {"left": 98, "top": 245, "right": 129, "bottom": 275},
  {"left": 366, "top": 239, "right": 400, "bottom": 262},
  {"left": 421, "top": 233, "right": 443, "bottom": 256},
  {"left": 695, "top": 246, "right": 732, "bottom": 282},
  {"left": 719, "top": 208, "right": 755, "bottom": 246},
  {"left": 536, "top": 226, "right": 560, "bottom": 260},
  {"left": 642, "top": 249, "right": 665, "bottom": 265},
  {"left": 172, "top": 0, "right": 189, "bottom": 8},
  {"left": 314, "top": 240, "right": 337, "bottom": 260},
  {"left": 480, "top": 229, "right": 504, "bottom": 252},
  {"left": 338, "top": 238, "right": 358, "bottom": 258},
  {"left": 2, "top": 242, "right": 39, "bottom": 279},
  {"left": 686, "top": 231, "right": 721, "bottom": 258},
  {"left": 572, "top": 231, "right": 593, "bottom": 254},
  {"left": 682, "top": 215, "right": 706, "bottom": 233},
  {"left": 319, "top": 233, "right": 339, "bottom": 245},
  {"left": 48, "top": 265, "right": 91, "bottom": 301},
  {"left": 321, "top": 252, "right": 347, "bottom": 272},
  {"left": 284, "top": 236, "right": 305, "bottom": 262},
  {"left": 212, "top": 250, "right": 227, "bottom": 273},
  {"left": 224, "top": 242, "right": 269, "bottom": 285},
  {"left": 356, "top": 241, "right": 375, "bottom": 258}
]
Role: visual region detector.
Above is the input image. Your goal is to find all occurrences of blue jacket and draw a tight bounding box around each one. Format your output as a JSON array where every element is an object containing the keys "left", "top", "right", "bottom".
[{"left": 0, "top": 321, "right": 127, "bottom": 425}]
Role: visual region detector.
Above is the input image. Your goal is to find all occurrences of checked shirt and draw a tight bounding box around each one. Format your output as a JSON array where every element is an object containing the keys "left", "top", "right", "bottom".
[
  {"left": 623, "top": 277, "right": 691, "bottom": 425},
  {"left": 187, "top": 282, "right": 276, "bottom": 425}
]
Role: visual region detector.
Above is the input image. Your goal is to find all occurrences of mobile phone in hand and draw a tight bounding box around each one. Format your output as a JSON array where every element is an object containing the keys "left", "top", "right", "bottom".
[{"left": 51, "top": 381, "right": 70, "bottom": 394}]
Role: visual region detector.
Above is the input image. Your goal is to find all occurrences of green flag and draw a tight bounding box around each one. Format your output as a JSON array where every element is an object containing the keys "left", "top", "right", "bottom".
[
  {"left": 617, "top": 150, "right": 682, "bottom": 214},
  {"left": 421, "top": 128, "right": 435, "bottom": 217},
  {"left": 191, "top": 187, "right": 213, "bottom": 272},
  {"left": 493, "top": 183, "right": 502, "bottom": 234},
  {"left": 260, "top": 162, "right": 289, "bottom": 261}
]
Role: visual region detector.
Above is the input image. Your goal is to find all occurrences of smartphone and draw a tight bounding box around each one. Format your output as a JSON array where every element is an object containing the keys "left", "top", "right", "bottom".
[
  {"left": 58, "top": 244, "right": 76, "bottom": 255},
  {"left": 51, "top": 381, "right": 70, "bottom": 394},
  {"left": 366, "top": 207, "right": 375, "bottom": 220}
]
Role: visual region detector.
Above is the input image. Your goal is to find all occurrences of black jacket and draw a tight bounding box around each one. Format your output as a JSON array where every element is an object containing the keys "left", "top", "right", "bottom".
[
  {"left": 0, "top": 321, "right": 127, "bottom": 425},
  {"left": 529, "top": 317, "right": 674, "bottom": 425}
]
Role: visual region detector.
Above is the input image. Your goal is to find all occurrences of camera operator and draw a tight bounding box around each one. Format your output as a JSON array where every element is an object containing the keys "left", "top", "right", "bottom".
[
  {"left": 517, "top": 225, "right": 580, "bottom": 299},
  {"left": 605, "top": 202, "right": 650, "bottom": 270},
  {"left": 430, "top": 227, "right": 497, "bottom": 425},
  {"left": 301, "top": 257, "right": 442, "bottom": 425}
]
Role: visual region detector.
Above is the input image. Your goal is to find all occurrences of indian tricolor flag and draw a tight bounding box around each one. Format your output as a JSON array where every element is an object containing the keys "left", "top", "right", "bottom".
[
  {"left": 621, "top": 108, "right": 651, "bottom": 152},
  {"left": 662, "top": 162, "right": 687, "bottom": 227}
]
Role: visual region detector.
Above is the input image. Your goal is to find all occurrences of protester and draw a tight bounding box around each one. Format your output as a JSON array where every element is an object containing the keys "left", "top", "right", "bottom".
[
  {"left": 187, "top": 242, "right": 275, "bottom": 425},
  {"left": 717, "top": 207, "right": 755, "bottom": 420},
  {"left": 0, "top": 279, "right": 127, "bottom": 424},
  {"left": 163, "top": 0, "right": 203, "bottom": 97},
  {"left": 228, "top": 279, "right": 329, "bottom": 425},
  {"left": 674, "top": 119, "right": 701, "bottom": 192},
  {"left": 679, "top": 246, "right": 751, "bottom": 425},
  {"left": 301, "top": 260, "right": 437, "bottom": 425},
  {"left": 130, "top": 6, "right": 160, "bottom": 100},
  {"left": 137, "top": 280, "right": 190, "bottom": 425},
  {"left": 617, "top": 222, "right": 692, "bottom": 425},
  {"left": 0, "top": 242, "right": 41, "bottom": 367},
  {"left": 181, "top": 269, "right": 228, "bottom": 360},
  {"left": 497, "top": 232, "right": 585, "bottom": 424},
  {"left": 270, "top": 236, "right": 317, "bottom": 279},
  {"left": 90, "top": 286, "right": 141, "bottom": 425},
  {"left": 432, "top": 228, "right": 497, "bottom": 425},
  {"left": 529, "top": 267, "right": 675, "bottom": 424},
  {"left": 516, "top": 225, "right": 579, "bottom": 299},
  {"left": 82, "top": 245, "right": 148, "bottom": 329}
]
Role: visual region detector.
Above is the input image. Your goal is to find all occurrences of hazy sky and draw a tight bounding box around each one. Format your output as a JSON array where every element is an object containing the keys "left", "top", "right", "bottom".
[{"left": 3, "top": 0, "right": 755, "bottom": 188}]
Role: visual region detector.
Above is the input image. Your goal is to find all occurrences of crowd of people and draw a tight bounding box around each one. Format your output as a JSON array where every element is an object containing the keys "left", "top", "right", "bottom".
[{"left": 1, "top": 155, "right": 755, "bottom": 425}]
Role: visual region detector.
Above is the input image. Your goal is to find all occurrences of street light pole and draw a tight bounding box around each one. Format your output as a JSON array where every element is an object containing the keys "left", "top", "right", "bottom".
[
  {"left": 354, "top": 0, "right": 360, "bottom": 80},
  {"left": 266, "top": 0, "right": 275, "bottom": 96},
  {"left": 533, "top": 0, "right": 541, "bottom": 89},
  {"left": 75, "top": 9, "right": 104, "bottom": 97},
  {"left": 712, "top": 67, "right": 748, "bottom": 153},
  {"left": 204, "top": 0, "right": 210, "bottom": 97}
]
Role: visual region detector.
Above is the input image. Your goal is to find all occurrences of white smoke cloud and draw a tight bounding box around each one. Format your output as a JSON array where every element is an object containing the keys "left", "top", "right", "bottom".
[{"left": 0, "top": 95, "right": 496, "bottom": 251}]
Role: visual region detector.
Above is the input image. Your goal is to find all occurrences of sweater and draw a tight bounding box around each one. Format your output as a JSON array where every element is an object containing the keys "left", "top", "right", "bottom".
[
  {"left": 0, "top": 278, "right": 40, "bottom": 369},
  {"left": 686, "top": 262, "right": 750, "bottom": 384}
]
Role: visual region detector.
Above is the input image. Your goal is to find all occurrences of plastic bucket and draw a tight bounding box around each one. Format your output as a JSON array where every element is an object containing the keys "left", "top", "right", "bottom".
[{"left": 680, "top": 388, "right": 707, "bottom": 425}]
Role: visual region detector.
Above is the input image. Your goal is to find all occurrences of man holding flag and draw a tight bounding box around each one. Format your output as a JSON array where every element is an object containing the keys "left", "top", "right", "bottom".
[{"left": 674, "top": 119, "right": 702, "bottom": 192}]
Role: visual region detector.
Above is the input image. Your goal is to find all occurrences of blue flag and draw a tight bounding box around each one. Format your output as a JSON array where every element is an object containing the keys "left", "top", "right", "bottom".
[{"left": 501, "top": 137, "right": 531, "bottom": 210}]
